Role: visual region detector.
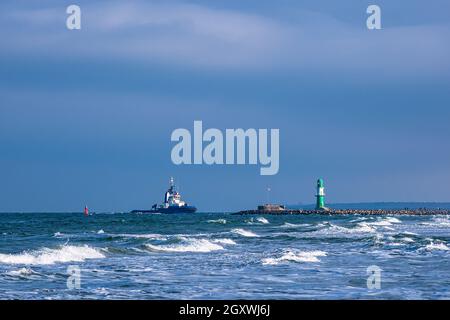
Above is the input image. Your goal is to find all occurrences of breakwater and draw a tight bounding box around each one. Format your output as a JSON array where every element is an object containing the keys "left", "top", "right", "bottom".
[{"left": 234, "top": 208, "right": 450, "bottom": 215}]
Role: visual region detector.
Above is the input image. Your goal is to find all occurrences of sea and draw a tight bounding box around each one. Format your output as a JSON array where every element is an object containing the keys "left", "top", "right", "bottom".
[{"left": 1, "top": 210, "right": 449, "bottom": 299}]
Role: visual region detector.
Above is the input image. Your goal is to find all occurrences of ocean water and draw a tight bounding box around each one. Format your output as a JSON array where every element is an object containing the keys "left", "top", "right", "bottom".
[{"left": 0, "top": 212, "right": 449, "bottom": 299}]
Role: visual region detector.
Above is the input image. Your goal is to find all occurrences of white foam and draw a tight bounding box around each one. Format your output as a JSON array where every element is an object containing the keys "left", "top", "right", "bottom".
[
  {"left": 401, "top": 237, "right": 415, "bottom": 243},
  {"left": 207, "top": 219, "right": 227, "bottom": 224},
  {"left": 6, "top": 267, "right": 36, "bottom": 276},
  {"left": 432, "top": 217, "right": 450, "bottom": 227},
  {"left": 349, "top": 217, "right": 369, "bottom": 223},
  {"left": 145, "top": 238, "right": 224, "bottom": 253},
  {"left": 0, "top": 245, "right": 105, "bottom": 265},
  {"left": 425, "top": 242, "right": 449, "bottom": 251},
  {"left": 280, "top": 222, "right": 310, "bottom": 228},
  {"left": 256, "top": 217, "right": 269, "bottom": 224},
  {"left": 53, "top": 232, "right": 63, "bottom": 237},
  {"left": 212, "top": 238, "right": 236, "bottom": 245},
  {"left": 231, "top": 228, "right": 259, "bottom": 237},
  {"left": 386, "top": 217, "right": 402, "bottom": 224},
  {"left": 262, "top": 250, "right": 327, "bottom": 265},
  {"left": 300, "top": 222, "right": 377, "bottom": 239},
  {"left": 331, "top": 222, "right": 377, "bottom": 234},
  {"left": 97, "top": 229, "right": 105, "bottom": 234},
  {"left": 368, "top": 220, "right": 393, "bottom": 227},
  {"left": 114, "top": 233, "right": 167, "bottom": 240}
]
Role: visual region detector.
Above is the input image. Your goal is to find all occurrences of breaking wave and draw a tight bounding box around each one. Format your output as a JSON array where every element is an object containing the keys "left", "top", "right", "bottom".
[
  {"left": 256, "top": 217, "right": 269, "bottom": 224},
  {"left": 207, "top": 219, "right": 227, "bottom": 224},
  {"left": 425, "top": 242, "right": 449, "bottom": 251},
  {"left": 231, "top": 228, "right": 259, "bottom": 237},
  {"left": 312, "top": 222, "right": 377, "bottom": 236},
  {"left": 246, "top": 217, "right": 270, "bottom": 225},
  {"left": 420, "top": 216, "right": 450, "bottom": 228},
  {"left": 386, "top": 217, "right": 402, "bottom": 224},
  {"left": 367, "top": 217, "right": 401, "bottom": 227},
  {"left": 0, "top": 245, "right": 105, "bottom": 265},
  {"left": 280, "top": 222, "right": 310, "bottom": 228},
  {"left": 212, "top": 238, "right": 237, "bottom": 245},
  {"left": 112, "top": 233, "right": 167, "bottom": 240},
  {"left": 144, "top": 238, "right": 225, "bottom": 253},
  {"left": 262, "top": 250, "right": 327, "bottom": 265},
  {"left": 5, "top": 267, "right": 36, "bottom": 277}
]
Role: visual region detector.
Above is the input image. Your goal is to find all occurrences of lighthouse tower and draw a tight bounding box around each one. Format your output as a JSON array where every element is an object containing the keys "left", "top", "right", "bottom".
[{"left": 315, "top": 178, "right": 325, "bottom": 210}]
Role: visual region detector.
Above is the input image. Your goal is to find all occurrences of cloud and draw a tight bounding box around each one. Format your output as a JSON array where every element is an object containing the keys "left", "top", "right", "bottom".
[{"left": 0, "top": 0, "right": 449, "bottom": 75}]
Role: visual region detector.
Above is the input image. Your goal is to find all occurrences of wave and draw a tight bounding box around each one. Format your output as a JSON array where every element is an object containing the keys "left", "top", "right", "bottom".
[
  {"left": 97, "top": 229, "right": 105, "bottom": 234},
  {"left": 402, "top": 231, "right": 418, "bottom": 236},
  {"left": 368, "top": 220, "right": 393, "bottom": 227},
  {"left": 212, "top": 238, "right": 236, "bottom": 245},
  {"left": 272, "top": 222, "right": 377, "bottom": 240},
  {"left": 256, "top": 217, "right": 269, "bottom": 224},
  {"left": 349, "top": 217, "right": 369, "bottom": 223},
  {"left": 386, "top": 217, "right": 402, "bottom": 224},
  {"left": 425, "top": 242, "right": 449, "bottom": 251},
  {"left": 420, "top": 216, "right": 450, "bottom": 228},
  {"left": 0, "top": 245, "right": 105, "bottom": 265},
  {"left": 246, "top": 217, "right": 269, "bottom": 225},
  {"left": 322, "top": 222, "right": 377, "bottom": 235},
  {"left": 207, "top": 219, "right": 227, "bottom": 224},
  {"left": 366, "top": 217, "right": 401, "bottom": 228},
  {"left": 431, "top": 217, "right": 450, "bottom": 227},
  {"left": 112, "top": 233, "right": 167, "bottom": 240},
  {"left": 53, "top": 232, "right": 63, "bottom": 237},
  {"left": 5, "top": 267, "right": 36, "bottom": 277},
  {"left": 144, "top": 238, "right": 224, "bottom": 253},
  {"left": 262, "top": 250, "right": 327, "bottom": 265},
  {"left": 231, "top": 228, "right": 259, "bottom": 237},
  {"left": 280, "top": 222, "right": 310, "bottom": 228}
]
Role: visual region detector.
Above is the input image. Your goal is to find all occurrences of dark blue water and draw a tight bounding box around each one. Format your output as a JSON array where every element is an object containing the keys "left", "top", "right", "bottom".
[{"left": 1, "top": 212, "right": 449, "bottom": 299}]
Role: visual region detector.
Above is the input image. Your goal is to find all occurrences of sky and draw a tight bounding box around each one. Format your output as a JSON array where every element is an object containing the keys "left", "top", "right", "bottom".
[{"left": 1, "top": 0, "right": 450, "bottom": 212}]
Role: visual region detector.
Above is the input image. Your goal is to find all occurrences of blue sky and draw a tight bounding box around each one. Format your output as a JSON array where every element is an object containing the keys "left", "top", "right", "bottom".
[{"left": 1, "top": 0, "right": 450, "bottom": 211}]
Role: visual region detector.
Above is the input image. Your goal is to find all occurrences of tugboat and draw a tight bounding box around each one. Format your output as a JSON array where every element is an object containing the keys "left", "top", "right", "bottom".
[{"left": 131, "top": 177, "right": 197, "bottom": 214}]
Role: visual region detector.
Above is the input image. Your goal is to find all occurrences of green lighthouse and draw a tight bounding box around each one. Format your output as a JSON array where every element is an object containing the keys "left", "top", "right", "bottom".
[{"left": 315, "top": 178, "right": 325, "bottom": 210}]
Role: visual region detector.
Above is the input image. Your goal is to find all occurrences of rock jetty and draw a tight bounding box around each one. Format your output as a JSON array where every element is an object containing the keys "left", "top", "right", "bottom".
[{"left": 233, "top": 205, "right": 450, "bottom": 216}]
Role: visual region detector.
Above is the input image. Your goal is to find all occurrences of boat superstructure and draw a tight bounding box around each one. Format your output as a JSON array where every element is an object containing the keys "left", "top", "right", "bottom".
[{"left": 131, "top": 177, "right": 197, "bottom": 214}]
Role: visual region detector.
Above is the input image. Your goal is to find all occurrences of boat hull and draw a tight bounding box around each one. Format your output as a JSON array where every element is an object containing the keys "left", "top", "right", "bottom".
[{"left": 130, "top": 206, "right": 197, "bottom": 214}]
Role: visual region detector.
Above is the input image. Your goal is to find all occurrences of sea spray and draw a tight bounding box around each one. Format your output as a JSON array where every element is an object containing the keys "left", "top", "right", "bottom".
[
  {"left": 0, "top": 245, "right": 105, "bottom": 265},
  {"left": 145, "top": 238, "right": 225, "bottom": 253},
  {"left": 231, "top": 228, "right": 259, "bottom": 237},
  {"left": 262, "top": 250, "right": 327, "bottom": 265}
]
